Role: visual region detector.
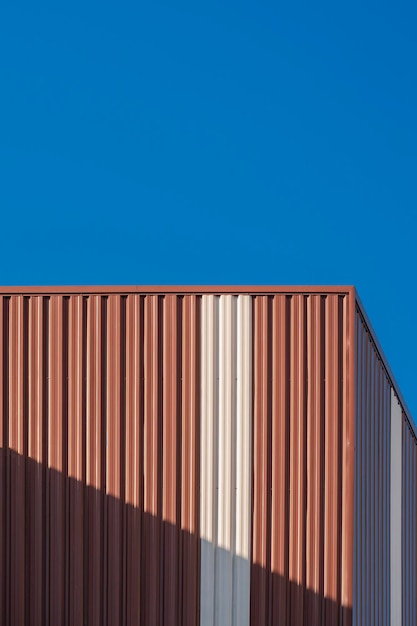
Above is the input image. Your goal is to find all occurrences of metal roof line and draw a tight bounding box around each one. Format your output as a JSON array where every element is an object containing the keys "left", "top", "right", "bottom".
[{"left": 355, "top": 289, "right": 416, "bottom": 439}]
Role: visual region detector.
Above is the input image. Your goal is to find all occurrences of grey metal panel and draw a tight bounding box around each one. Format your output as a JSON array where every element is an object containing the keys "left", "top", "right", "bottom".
[
  {"left": 354, "top": 310, "right": 392, "bottom": 626},
  {"left": 401, "top": 416, "right": 417, "bottom": 626},
  {"left": 391, "top": 390, "right": 402, "bottom": 626},
  {"left": 200, "top": 539, "right": 216, "bottom": 626}
]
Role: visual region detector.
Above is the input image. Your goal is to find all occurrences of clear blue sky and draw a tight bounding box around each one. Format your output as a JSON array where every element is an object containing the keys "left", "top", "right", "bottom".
[{"left": 1, "top": 2, "right": 416, "bottom": 418}]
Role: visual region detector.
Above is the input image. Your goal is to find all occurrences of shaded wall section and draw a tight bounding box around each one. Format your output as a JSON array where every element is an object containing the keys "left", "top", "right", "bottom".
[{"left": 1, "top": 454, "right": 352, "bottom": 626}]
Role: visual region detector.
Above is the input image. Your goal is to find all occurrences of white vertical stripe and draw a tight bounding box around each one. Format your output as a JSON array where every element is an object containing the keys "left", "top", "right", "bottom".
[
  {"left": 200, "top": 296, "right": 218, "bottom": 626},
  {"left": 217, "top": 295, "right": 236, "bottom": 551},
  {"left": 201, "top": 295, "right": 217, "bottom": 543},
  {"left": 234, "top": 295, "right": 252, "bottom": 560},
  {"left": 233, "top": 295, "right": 252, "bottom": 626},
  {"left": 216, "top": 295, "right": 236, "bottom": 626},
  {"left": 200, "top": 294, "right": 252, "bottom": 626},
  {"left": 391, "top": 389, "right": 402, "bottom": 626}
]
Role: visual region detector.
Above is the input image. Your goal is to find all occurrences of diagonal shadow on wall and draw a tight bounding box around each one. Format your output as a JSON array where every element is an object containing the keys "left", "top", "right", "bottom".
[{"left": 0, "top": 450, "right": 352, "bottom": 626}]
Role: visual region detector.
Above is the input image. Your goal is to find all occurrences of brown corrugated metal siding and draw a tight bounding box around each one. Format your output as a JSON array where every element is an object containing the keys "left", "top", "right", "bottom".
[
  {"left": 250, "top": 293, "right": 353, "bottom": 626},
  {"left": 0, "top": 285, "right": 415, "bottom": 625},
  {"left": 0, "top": 293, "right": 201, "bottom": 626}
]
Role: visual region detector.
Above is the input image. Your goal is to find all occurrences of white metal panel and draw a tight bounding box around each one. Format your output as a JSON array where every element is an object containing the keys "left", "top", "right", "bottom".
[
  {"left": 217, "top": 295, "right": 235, "bottom": 551},
  {"left": 391, "top": 389, "right": 402, "bottom": 626},
  {"left": 200, "top": 296, "right": 219, "bottom": 626},
  {"left": 215, "top": 295, "right": 236, "bottom": 626},
  {"left": 235, "top": 295, "right": 252, "bottom": 560},
  {"left": 233, "top": 295, "right": 252, "bottom": 626},
  {"left": 200, "top": 294, "right": 252, "bottom": 626},
  {"left": 200, "top": 296, "right": 218, "bottom": 543}
]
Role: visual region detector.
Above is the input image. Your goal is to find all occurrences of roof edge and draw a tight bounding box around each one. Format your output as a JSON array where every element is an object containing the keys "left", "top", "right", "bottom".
[
  {"left": 0, "top": 284, "right": 355, "bottom": 295},
  {"left": 355, "top": 290, "right": 416, "bottom": 437}
]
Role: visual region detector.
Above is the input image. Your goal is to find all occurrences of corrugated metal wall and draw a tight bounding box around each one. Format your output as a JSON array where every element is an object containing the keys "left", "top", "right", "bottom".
[
  {"left": 250, "top": 293, "right": 353, "bottom": 626},
  {"left": 0, "top": 293, "right": 200, "bottom": 626},
  {"left": 354, "top": 309, "right": 391, "bottom": 626},
  {"left": 402, "top": 416, "right": 417, "bottom": 625},
  {"left": 0, "top": 286, "right": 357, "bottom": 626},
  {"left": 355, "top": 303, "right": 417, "bottom": 626},
  {"left": 4, "top": 285, "right": 417, "bottom": 624}
]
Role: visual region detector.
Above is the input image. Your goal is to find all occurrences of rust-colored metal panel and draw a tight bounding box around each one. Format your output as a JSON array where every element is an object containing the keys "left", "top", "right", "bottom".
[
  {"left": 3, "top": 296, "right": 27, "bottom": 626},
  {"left": 86, "top": 295, "right": 104, "bottom": 626},
  {"left": 341, "top": 292, "right": 355, "bottom": 626},
  {"left": 106, "top": 295, "right": 122, "bottom": 625},
  {"left": 143, "top": 295, "right": 162, "bottom": 626},
  {"left": 251, "top": 295, "right": 270, "bottom": 626},
  {"left": 125, "top": 294, "right": 142, "bottom": 626},
  {"left": 323, "top": 295, "right": 341, "bottom": 625},
  {"left": 181, "top": 295, "right": 200, "bottom": 626},
  {"left": 289, "top": 295, "right": 307, "bottom": 624},
  {"left": 0, "top": 290, "right": 204, "bottom": 625},
  {"left": 270, "top": 295, "right": 289, "bottom": 625},
  {"left": 9, "top": 296, "right": 26, "bottom": 626},
  {"left": 304, "top": 295, "right": 324, "bottom": 626},
  {"left": 0, "top": 297, "right": 6, "bottom": 622},
  {"left": 48, "top": 295, "right": 66, "bottom": 626},
  {"left": 162, "top": 295, "right": 180, "bottom": 626},
  {"left": 68, "top": 296, "right": 84, "bottom": 625},
  {"left": 250, "top": 292, "right": 351, "bottom": 626},
  {"left": 28, "top": 297, "right": 46, "bottom": 626}
]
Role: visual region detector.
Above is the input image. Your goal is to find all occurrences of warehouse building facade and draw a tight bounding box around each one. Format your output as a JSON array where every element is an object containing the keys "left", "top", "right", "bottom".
[{"left": 0, "top": 286, "right": 414, "bottom": 625}]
